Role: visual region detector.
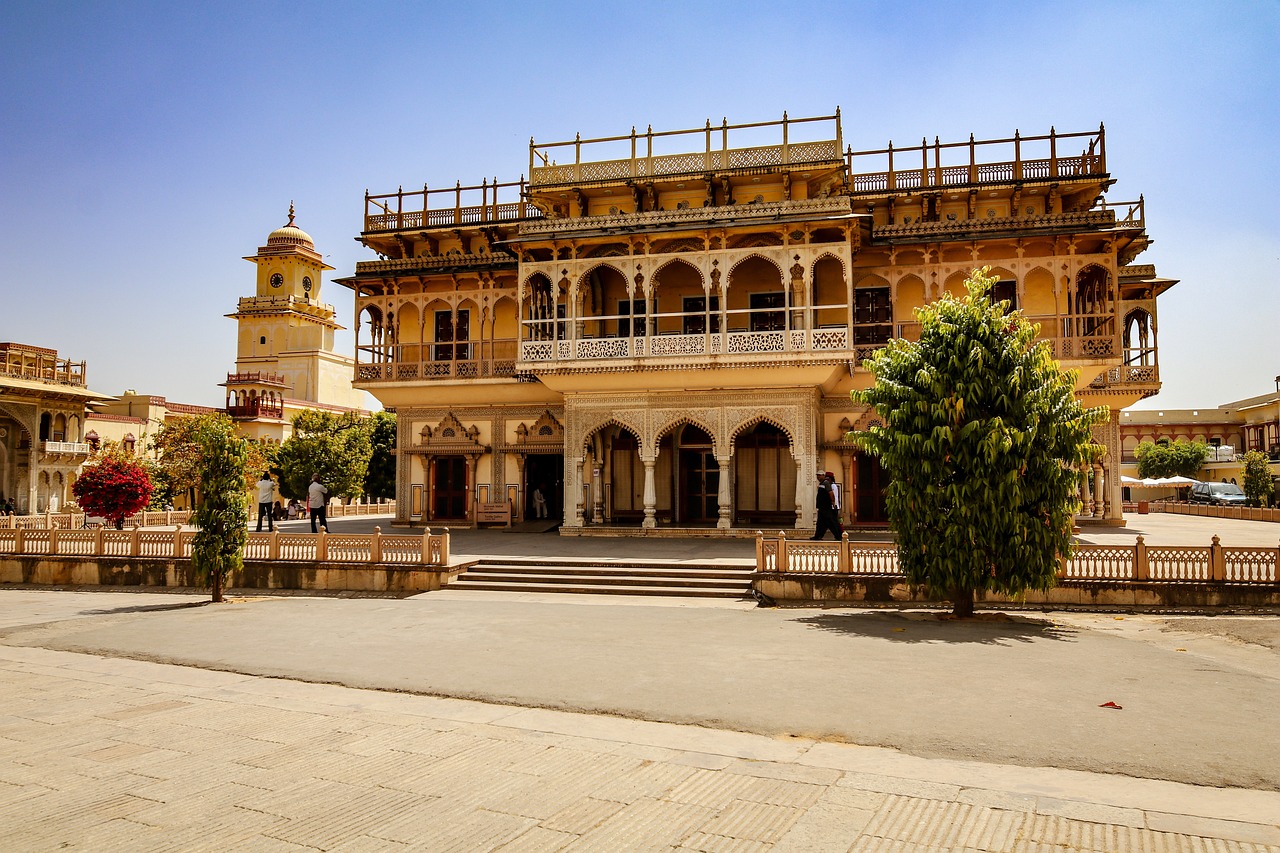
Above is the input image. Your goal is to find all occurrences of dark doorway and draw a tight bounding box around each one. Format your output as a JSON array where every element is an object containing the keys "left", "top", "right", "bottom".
[
  {"left": 432, "top": 456, "right": 468, "bottom": 519},
  {"left": 609, "top": 430, "right": 644, "bottom": 524},
  {"left": 855, "top": 453, "right": 889, "bottom": 524},
  {"left": 734, "top": 421, "right": 796, "bottom": 526},
  {"left": 524, "top": 453, "right": 563, "bottom": 522},
  {"left": 673, "top": 424, "right": 717, "bottom": 525}
]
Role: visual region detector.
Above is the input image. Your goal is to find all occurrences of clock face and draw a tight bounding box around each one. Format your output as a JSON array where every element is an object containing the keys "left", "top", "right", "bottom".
[
  {"left": 270, "top": 273, "right": 283, "bottom": 289},
  {"left": 302, "top": 276, "right": 313, "bottom": 293}
]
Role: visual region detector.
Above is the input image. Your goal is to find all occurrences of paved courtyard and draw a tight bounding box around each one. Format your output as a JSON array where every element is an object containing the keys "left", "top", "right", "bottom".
[{"left": 0, "top": 587, "right": 1277, "bottom": 850}]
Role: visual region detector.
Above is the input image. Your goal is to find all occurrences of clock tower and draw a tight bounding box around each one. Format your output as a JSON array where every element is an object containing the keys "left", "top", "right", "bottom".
[{"left": 224, "top": 204, "right": 365, "bottom": 443}]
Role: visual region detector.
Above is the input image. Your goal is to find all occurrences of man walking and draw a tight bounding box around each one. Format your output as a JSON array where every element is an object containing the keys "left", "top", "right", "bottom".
[
  {"left": 811, "top": 471, "right": 841, "bottom": 540},
  {"left": 256, "top": 472, "right": 275, "bottom": 532},
  {"left": 308, "top": 473, "right": 329, "bottom": 534}
]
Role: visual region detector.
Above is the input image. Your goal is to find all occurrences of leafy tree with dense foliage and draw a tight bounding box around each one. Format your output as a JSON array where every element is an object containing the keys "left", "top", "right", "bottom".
[
  {"left": 1133, "top": 439, "right": 1210, "bottom": 480},
  {"left": 152, "top": 413, "right": 273, "bottom": 506},
  {"left": 363, "top": 411, "right": 397, "bottom": 501},
  {"left": 275, "top": 411, "right": 373, "bottom": 502},
  {"left": 853, "top": 268, "right": 1105, "bottom": 617},
  {"left": 1240, "top": 450, "right": 1274, "bottom": 508},
  {"left": 71, "top": 445, "right": 154, "bottom": 529},
  {"left": 190, "top": 416, "right": 249, "bottom": 603}
]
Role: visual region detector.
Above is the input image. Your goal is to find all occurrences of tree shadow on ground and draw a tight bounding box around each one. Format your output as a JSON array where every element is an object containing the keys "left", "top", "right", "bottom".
[{"left": 790, "top": 609, "right": 1077, "bottom": 645}]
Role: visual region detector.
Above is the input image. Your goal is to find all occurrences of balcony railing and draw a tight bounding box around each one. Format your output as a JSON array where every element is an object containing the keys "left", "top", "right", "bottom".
[
  {"left": 225, "top": 371, "right": 288, "bottom": 387},
  {"left": 1, "top": 360, "right": 87, "bottom": 388},
  {"left": 364, "top": 180, "right": 540, "bottom": 233},
  {"left": 529, "top": 112, "right": 843, "bottom": 187},
  {"left": 355, "top": 340, "right": 519, "bottom": 383},
  {"left": 845, "top": 125, "right": 1106, "bottom": 193},
  {"left": 227, "top": 402, "right": 284, "bottom": 419},
  {"left": 41, "top": 441, "right": 91, "bottom": 455}
]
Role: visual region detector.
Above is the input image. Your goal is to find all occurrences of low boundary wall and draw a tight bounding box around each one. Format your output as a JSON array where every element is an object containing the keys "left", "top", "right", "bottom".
[{"left": 754, "top": 532, "right": 1280, "bottom": 608}]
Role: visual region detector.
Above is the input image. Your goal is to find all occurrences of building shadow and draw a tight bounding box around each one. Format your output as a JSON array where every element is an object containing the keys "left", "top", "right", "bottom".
[{"left": 790, "top": 609, "right": 1077, "bottom": 645}]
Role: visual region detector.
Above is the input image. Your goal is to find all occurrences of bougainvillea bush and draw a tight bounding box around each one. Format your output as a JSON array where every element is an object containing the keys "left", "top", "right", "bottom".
[{"left": 72, "top": 456, "right": 153, "bottom": 528}]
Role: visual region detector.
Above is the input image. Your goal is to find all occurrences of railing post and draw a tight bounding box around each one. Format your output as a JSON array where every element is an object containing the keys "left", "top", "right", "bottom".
[
  {"left": 969, "top": 133, "right": 976, "bottom": 182},
  {"left": 838, "top": 531, "right": 851, "bottom": 573},
  {"left": 1013, "top": 129, "right": 1022, "bottom": 180},
  {"left": 1210, "top": 535, "right": 1225, "bottom": 581},
  {"left": 44, "top": 509, "right": 52, "bottom": 528},
  {"left": 269, "top": 529, "right": 280, "bottom": 561},
  {"left": 781, "top": 110, "right": 789, "bottom": 163},
  {"left": 421, "top": 527, "right": 432, "bottom": 564},
  {"left": 130, "top": 526, "right": 140, "bottom": 556},
  {"left": 576, "top": 132, "right": 583, "bottom": 182},
  {"left": 172, "top": 525, "right": 182, "bottom": 558},
  {"left": 1049, "top": 126, "right": 1058, "bottom": 177},
  {"left": 370, "top": 526, "right": 382, "bottom": 563},
  {"left": 1134, "top": 535, "right": 1149, "bottom": 580},
  {"left": 887, "top": 141, "right": 895, "bottom": 191},
  {"left": 932, "top": 136, "right": 941, "bottom": 186},
  {"left": 316, "top": 527, "right": 328, "bottom": 562},
  {"left": 755, "top": 530, "right": 764, "bottom": 571},
  {"left": 777, "top": 531, "right": 788, "bottom": 573},
  {"left": 94, "top": 526, "right": 104, "bottom": 556},
  {"left": 440, "top": 528, "right": 450, "bottom": 565},
  {"left": 49, "top": 527, "right": 58, "bottom": 556},
  {"left": 14, "top": 527, "right": 23, "bottom": 555}
]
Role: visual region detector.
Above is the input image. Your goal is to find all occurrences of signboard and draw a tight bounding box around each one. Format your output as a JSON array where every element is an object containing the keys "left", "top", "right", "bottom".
[{"left": 475, "top": 500, "right": 512, "bottom": 527}]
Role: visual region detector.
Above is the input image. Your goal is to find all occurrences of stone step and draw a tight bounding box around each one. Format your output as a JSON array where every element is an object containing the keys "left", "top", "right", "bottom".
[
  {"left": 443, "top": 578, "right": 750, "bottom": 598},
  {"left": 464, "top": 563, "right": 753, "bottom": 581},
  {"left": 453, "top": 571, "right": 750, "bottom": 589}
]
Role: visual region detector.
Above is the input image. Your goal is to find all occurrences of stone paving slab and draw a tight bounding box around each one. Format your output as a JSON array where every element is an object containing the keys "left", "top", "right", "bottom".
[{"left": 0, "top": 645, "right": 1277, "bottom": 852}]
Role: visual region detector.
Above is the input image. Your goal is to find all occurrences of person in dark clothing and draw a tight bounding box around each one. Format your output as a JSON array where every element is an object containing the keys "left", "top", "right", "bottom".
[{"left": 811, "top": 471, "right": 842, "bottom": 540}]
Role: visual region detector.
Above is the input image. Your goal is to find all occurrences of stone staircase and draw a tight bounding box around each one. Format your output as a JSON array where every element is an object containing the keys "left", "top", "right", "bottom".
[{"left": 441, "top": 558, "right": 756, "bottom": 599}]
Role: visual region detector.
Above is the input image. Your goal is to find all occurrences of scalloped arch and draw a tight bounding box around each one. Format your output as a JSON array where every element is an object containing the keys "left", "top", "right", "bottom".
[
  {"left": 652, "top": 256, "right": 705, "bottom": 286},
  {"left": 653, "top": 415, "right": 719, "bottom": 456},
  {"left": 730, "top": 414, "right": 796, "bottom": 447},
  {"left": 579, "top": 416, "right": 643, "bottom": 454},
  {"left": 727, "top": 252, "right": 783, "bottom": 279}
]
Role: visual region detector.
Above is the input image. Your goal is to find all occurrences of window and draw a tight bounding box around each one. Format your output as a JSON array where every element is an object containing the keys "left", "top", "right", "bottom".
[
  {"left": 750, "top": 292, "right": 785, "bottom": 332},
  {"left": 618, "top": 300, "right": 646, "bottom": 338},
  {"left": 854, "top": 287, "right": 892, "bottom": 345},
  {"left": 991, "top": 280, "right": 1017, "bottom": 310},
  {"left": 434, "top": 310, "right": 470, "bottom": 361},
  {"left": 683, "top": 296, "right": 720, "bottom": 335}
]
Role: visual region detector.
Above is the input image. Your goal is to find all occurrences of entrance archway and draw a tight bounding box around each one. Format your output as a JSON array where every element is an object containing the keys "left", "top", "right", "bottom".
[
  {"left": 854, "top": 453, "right": 889, "bottom": 524},
  {"left": 659, "top": 423, "right": 718, "bottom": 526},
  {"left": 524, "top": 453, "right": 563, "bottom": 521},
  {"left": 431, "top": 456, "right": 468, "bottom": 520},
  {"left": 734, "top": 421, "right": 796, "bottom": 526}
]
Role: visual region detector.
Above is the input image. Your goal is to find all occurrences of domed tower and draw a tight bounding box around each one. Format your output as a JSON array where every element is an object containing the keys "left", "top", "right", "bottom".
[{"left": 224, "top": 204, "right": 364, "bottom": 442}]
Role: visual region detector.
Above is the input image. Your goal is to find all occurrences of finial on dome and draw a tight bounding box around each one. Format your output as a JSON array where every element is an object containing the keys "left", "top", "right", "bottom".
[{"left": 287, "top": 201, "right": 295, "bottom": 226}]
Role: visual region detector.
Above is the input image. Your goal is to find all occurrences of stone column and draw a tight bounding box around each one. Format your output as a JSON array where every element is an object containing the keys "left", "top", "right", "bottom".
[
  {"left": 591, "top": 458, "right": 604, "bottom": 524},
  {"left": 1092, "top": 463, "right": 1105, "bottom": 518},
  {"left": 514, "top": 453, "right": 527, "bottom": 521},
  {"left": 566, "top": 455, "right": 585, "bottom": 528},
  {"left": 716, "top": 456, "right": 732, "bottom": 529},
  {"left": 796, "top": 456, "right": 807, "bottom": 529},
  {"left": 1078, "top": 464, "right": 1091, "bottom": 519},
  {"left": 641, "top": 456, "right": 657, "bottom": 529}
]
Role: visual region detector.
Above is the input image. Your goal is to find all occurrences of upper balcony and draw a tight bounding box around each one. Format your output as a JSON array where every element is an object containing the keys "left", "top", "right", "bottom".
[{"left": 1, "top": 342, "right": 86, "bottom": 388}]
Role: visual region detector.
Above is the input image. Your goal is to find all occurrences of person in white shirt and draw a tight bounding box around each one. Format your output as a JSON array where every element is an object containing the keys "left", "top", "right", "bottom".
[
  {"left": 307, "top": 474, "right": 329, "bottom": 533},
  {"left": 256, "top": 473, "right": 275, "bottom": 532}
]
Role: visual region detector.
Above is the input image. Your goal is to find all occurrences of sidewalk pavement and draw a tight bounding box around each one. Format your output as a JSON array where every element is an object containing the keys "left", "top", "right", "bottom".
[
  {"left": 0, "top": 589, "right": 1278, "bottom": 850},
  {"left": 1, "top": 640, "right": 1277, "bottom": 852}
]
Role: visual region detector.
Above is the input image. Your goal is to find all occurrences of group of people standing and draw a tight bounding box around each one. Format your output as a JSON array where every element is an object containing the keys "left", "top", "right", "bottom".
[{"left": 256, "top": 472, "right": 329, "bottom": 534}]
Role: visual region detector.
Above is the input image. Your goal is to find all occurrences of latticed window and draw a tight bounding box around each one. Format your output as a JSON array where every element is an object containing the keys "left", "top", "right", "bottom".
[
  {"left": 750, "top": 293, "right": 785, "bottom": 332},
  {"left": 853, "top": 287, "right": 892, "bottom": 345},
  {"left": 433, "top": 310, "right": 470, "bottom": 361}
]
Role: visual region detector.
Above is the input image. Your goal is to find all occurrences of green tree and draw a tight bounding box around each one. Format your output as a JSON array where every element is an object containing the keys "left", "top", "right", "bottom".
[
  {"left": 71, "top": 444, "right": 153, "bottom": 529},
  {"left": 190, "top": 416, "right": 249, "bottom": 603},
  {"left": 152, "top": 413, "right": 273, "bottom": 506},
  {"left": 853, "top": 267, "right": 1104, "bottom": 617},
  {"left": 1134, "top": 439, "right": 1210, "bottom": 479},
  {"left": 363, "top": 411, "right": 397, "bottom": 501},
  {"left": 276, "top": 411, "right": 373, "bottom": 502},
  {"left": 1240, "top": 450, "right": 1274, "bottom": 507}
]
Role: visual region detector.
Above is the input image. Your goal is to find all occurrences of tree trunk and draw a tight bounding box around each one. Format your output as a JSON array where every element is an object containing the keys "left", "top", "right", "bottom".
[
  {"left": 952, "top": 587, "right": 975, "bottom": 618},
  {"left": 212, "top": 570, "right": 223, "bottom": 603}
]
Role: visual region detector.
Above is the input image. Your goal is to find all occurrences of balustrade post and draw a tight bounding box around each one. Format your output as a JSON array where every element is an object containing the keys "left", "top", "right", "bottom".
[
  {"left": 269, "top": 529, "right": 280, "bottom": 561},
  {"left": 316, "top": 527, "right": 328, "bottom": 562},
  {"left": 933, "top": 136, "right": 941, "bottom": 186},
  {"left": 1049, "top": 126, "right": 1058, "bottom": 177},
  {"left": 49, "top": 527, "right": 58, "bottom": 556},
  {"left": 919, "top": 137, "right": 928, "bottom": 187},
  {"left": 94, "top": 526, "right": 104, "bottom": 556},
  {"left": 838, "top": 531, "right": 851, "bottom": 574},
  {"left": 968, "top": 133, "right": 976, "bottom": 182},
  {"left": 1210, "top": 535, "right": 1225, "bottom": 581},
  {"left": 755, "top": 530, "right": 764, "bottom": 571},
  {"left": 777, "top": 532, "right": 789, "bottom": 573},
  {"left": 440, "top": 528, "right": 450, "bottom": 565},
  {"left": 130, "top": 526, "right": 140, "bottom": 557},
  {"left": 14, "top": 527, "right": 23, "bottom": 555},
  {"left": 420, "top": 527, "right": 432, "bottom": 564},
  {"left": 781, "top": 110, "right": 789, "bottom": 163},
  {"left": 172, "top": 525, "right": 182, "bottom": 558},
  {"left": 45, "top": 509, "right": 52, "bottom": 528},
  {"left": 370, "top": 527, "right": 383, "bottom": 563},
  {"left": 1014, "top": 129, "right": 1022, "bottom": 180},
  {"left": 1134, "top": 535, "right": 1149, "bottom": 581},
  {"left": 887, "top": 141, "right": 895, "bottom": 191}
]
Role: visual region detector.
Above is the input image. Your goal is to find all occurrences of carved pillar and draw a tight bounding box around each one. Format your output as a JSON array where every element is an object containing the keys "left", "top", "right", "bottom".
[
  {"left": 641, "top": 456, "right": 657, "bottom": 529},
  {"left": 842, "top": 452, "right": 855, "bottom": 525},
  {"left": 465, "top": 454, "right": 478, "bottom": 522},
  {"left": 25, "top": 448, "right": 37, "bottom": 515},
  {"left": 514, "top": 453, "right": 527, "bottom": 521},
  {"left": 716, "top": 456, "right": 732, "bottom": 529},
  {"left": 796, "top": 455, "right": 807, "bottom": 529},
  {"left": 566, "top": 454, "right": 585, "bottom": 528},
  {"left": 1092, "top": 463, "right": 1104, "bottom": 518},
  {"left": 1078, "top": 464, "right": 1091, "bottom": 518},
  {"left": 591, "top": 452, "right": 604, "bottom": 524}
]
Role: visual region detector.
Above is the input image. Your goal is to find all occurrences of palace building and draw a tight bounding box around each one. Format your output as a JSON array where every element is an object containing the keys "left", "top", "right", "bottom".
[{"left": 336, "top": 110, "right": 1175, "bottom": 532}]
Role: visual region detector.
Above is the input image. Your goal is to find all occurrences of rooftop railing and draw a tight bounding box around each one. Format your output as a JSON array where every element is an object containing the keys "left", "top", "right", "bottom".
[
  {"left": 529, "top": 111, "right": 843, "bottom": 187},
  {"left": 844, "top": 125, "right": 1107, "bottom": 193},
  {"left": 364, "top": 179, "right": 538, "bottom": 233}
]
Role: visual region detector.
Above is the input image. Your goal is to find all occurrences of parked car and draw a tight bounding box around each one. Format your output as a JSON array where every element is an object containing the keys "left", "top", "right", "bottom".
[{"left": 1188, "top": 482, "right": 1248, "bottom": 506}]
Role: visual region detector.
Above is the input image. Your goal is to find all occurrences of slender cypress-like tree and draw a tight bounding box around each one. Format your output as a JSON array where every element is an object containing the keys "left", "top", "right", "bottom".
[
  {"left": 191, "top": 417, "right": 249, "bottom": 603},
  {"left": 854, "top": 268, "right": 1104, "bottom": 616}
]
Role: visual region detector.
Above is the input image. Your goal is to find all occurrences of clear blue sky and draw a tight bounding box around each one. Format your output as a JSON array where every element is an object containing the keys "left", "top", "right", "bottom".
[{"left": 2, "top": 1, "right": 1276, "bottom": 410}]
